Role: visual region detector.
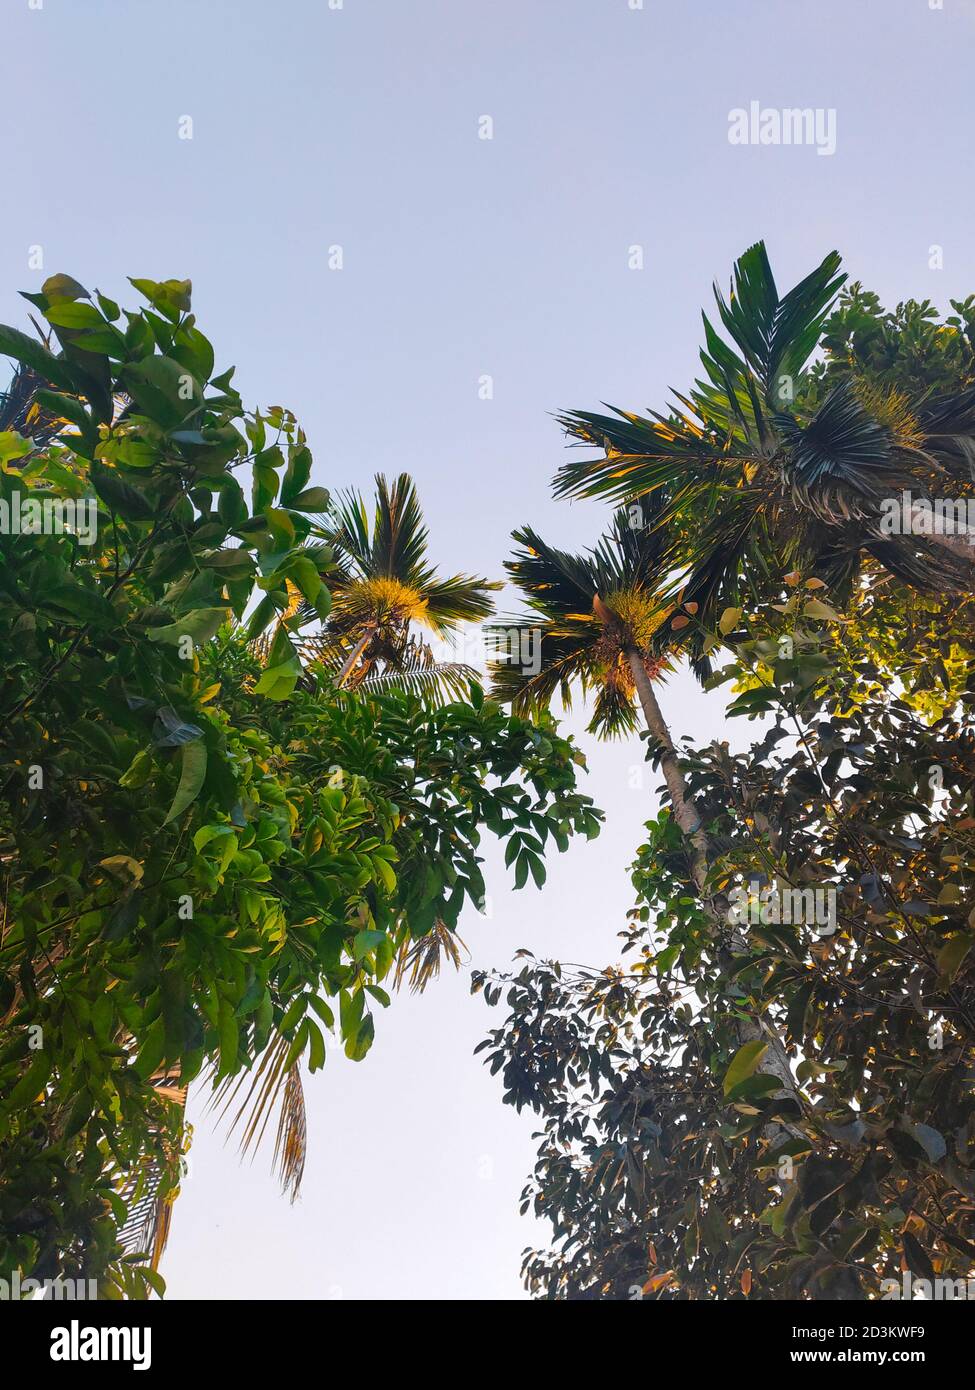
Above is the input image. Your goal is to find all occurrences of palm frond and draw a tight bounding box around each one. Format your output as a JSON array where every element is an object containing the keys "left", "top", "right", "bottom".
[
  {"left": 272, "top": 1062, "right": 306, "bottom": 1205},
  {"left": 709, "top": 241, "right": 844, "bottom": 398},
  {"left": 420, "top": 573, "right": 501, "bottom": 632},
  {"left": 394, "top": 921, "right": 468, "bottom": 994},
  {"left": 354, "top": 659, "right": 481, "bottom": 702},
  {"left": 0, "top": 363, "right": 71, "bottom": 447},
  {"left": 489, "top": 512, "right": 675, "bottom": 728},
  {"left": 114, "top": 1068, "right": 187, "bottom": 1272},
  {"left": 774, "top": 378, "right": 895, "bottom": 502},
  {"left": 551, "top": 243, "right": 975, "bottom": 619},
  {"left": 309, "top": 472, "right": 498, "bottom": 686},
  {"left": 370, "top": 472, "right": 430, "bottom": 581},
  {"left": 207, "top": 1031, "right": 308, "bottom": 1202}
]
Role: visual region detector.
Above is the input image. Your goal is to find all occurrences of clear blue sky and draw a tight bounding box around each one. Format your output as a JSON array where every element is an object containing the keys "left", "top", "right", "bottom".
[{"left": 5, "top": 0, "right": 975, "bottom": 1299}]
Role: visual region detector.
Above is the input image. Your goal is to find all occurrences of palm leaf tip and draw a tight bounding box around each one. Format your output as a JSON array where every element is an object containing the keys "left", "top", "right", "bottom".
[{"left": 394, "top": 921, "right": 468, "bottom": 994}]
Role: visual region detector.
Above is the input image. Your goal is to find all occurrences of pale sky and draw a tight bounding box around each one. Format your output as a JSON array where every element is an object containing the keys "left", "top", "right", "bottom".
[{"left": 5, "top": 0, "right": 974, "bottom": 1299}]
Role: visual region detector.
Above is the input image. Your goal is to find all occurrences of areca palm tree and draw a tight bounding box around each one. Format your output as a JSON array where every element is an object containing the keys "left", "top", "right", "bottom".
[
  {"left": 224, "top": 475, "right": 499, "bottom": 1201},
  {"left": 490, "top": 506, "right": 798, "bottom": 1096},
  {"left": 553, "top": 242, "right": 975, "bottom": 654},
  {"left": 490, "top": 506, "right": 712, "bottom": 900},
  {"left": 304, "top": 472, "right": 499, "bottom": 700}
]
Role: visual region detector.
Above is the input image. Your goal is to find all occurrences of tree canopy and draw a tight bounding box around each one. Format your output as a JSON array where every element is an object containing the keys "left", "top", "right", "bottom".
[
  {"left": 0, "top": 274, "right": 600, "bottom": 1295},
  {"left": 478, "top": 251, "right": 975, "bottom": 1301}
]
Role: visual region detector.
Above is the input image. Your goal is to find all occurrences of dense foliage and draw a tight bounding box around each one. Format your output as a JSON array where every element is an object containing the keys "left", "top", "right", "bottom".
[
  {"left": 479, "top": 600, "right": 975, "bottom": 1299},
  {"left": 0, "top": 276, "right": 599, "bottom": 1295},
  {"left": 555, "top": 245, "right": 975, "bottom": 641},
  {"left": 479, "top": 252, "right": 975, "bottom": 1300}
]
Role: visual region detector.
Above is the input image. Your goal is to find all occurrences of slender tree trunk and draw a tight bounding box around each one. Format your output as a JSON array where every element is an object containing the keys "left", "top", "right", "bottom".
[
  {"left": 335, "top": 626, "right": 375, "bottom": 689},
  {"left": 626, "top": 648, "right": 711, "bottom": 895},
  {"left": 625, "top": 646, "right": 800, "bottom": 1103}
]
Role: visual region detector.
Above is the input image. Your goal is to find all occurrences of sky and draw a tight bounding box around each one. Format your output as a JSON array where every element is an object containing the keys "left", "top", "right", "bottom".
[{"left": 5, "top": 0, "right": 975, "bottom": 1300}]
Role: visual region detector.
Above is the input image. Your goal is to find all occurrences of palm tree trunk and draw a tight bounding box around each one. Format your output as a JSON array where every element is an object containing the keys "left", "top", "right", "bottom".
[
  {"left": 335, "top": 625, "right": 376, "bottom": 689},
  {"left": 626, "top": 648, "right": 711, "bottom": 896},
  {"left": 625, "top": 647, "right": 800, "bottom": 1103}
]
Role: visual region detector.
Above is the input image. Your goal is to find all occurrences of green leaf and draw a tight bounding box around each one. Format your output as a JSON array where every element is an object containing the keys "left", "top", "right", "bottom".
[
  {"left": 353, "top": 929, "right": 386, "bottom": 960},
  {"left": 371, "top": 855, "right": 396, "bottom": 894},
  {"left": 162, "top": 740, "right": 207, "bottom": 824},
  {"left": 149, "top": 607, "right": 228, "bottom": 647},
  {"left": 33, "top": 389, "right": 93, "bottom": 437},
  {"left": 307, "top": 995, "right": 335, "bottom": 1030},
  {"left": 288, "top": 486, "right": 330, "bottom": 512},
  {"left": 44, "top": 300, "right": 105, "bottom": 330},
  {"left": 133, "top": 1019, "right": 166, "bottom": 1081},
  {"left": 253, "top": 661, "right": 300, "bottom": 701},
  {"left": 41, "top": 273, "right": 89, "bottom": 302},
  {"left": 280, "top": 445, "right": 312, "bottom": 505},
  {"left": 307, "top": 1019, "right": 326, "bottom": 1072},
  {"left": 722, "top": 1040, "right": 769, "bottom": 1095},
  {"left": 283, "top": 1018, "right": 310, "bottom": 1071},
  {"left": 252, "top": 447, "right": 282, "bottom": 511},
  {"left": 128, "top": 277, "right": 192, "bottom": 323},
  {"left": 193, "top": 824, "right": 236, "bottom": 852},
  {"left": 0, "top": 323, "right": 78, "bottom": 391},
  {"left": 121, "top": 355, "right": 202, "bottom": 428},
  {"left": 936, "top": 933, "right": 973, "bottom": 984},
  {"left": 42, "top": 581, "right": 114, "bottom": 626},
  {"left": 90, "top": 460, "right": 155, "bottom": 521},
  {"left": 97, "top": 292, "right": 121, "bottom": 321},
  {"left": 218, "top": 1002, "right": 239, "bottom": 1075},
  {"left": 0, "top": 430, "right": 31, "bottom": 465},
  {"left": 6, "top": 1052, "right": 53, "bottom": 1109},
  {"left": 339, "top": 987, "right": 364, "bottom": 1041},
  {"left": 345, "top": 1012, "right": 375, "bottom": 1062}
]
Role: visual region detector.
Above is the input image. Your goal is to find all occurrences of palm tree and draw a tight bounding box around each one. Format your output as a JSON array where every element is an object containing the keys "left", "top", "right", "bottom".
[
  {"left": 489, "top": 506, "right": 797, "bottom": 1096},
  {"left": 213, "top": 476, "right": 500, "bottom": 1207},
  {"left": 553, "top": 242, "right": 975, "bottom": 654},
  {"left": 488, "top": 508, "right": 714, "bottom": 879},
  {"left": 303, "top": 473, "right": 499, "bottom": 700}
]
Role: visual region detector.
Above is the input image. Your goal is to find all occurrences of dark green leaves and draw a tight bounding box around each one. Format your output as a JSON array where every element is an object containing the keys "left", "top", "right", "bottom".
[{"left": 90, "top": 459, "right": 156, "bottom": 520}]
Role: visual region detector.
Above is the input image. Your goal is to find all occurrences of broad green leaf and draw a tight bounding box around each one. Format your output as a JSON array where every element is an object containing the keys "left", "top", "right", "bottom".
[
  {"left": 163, "top": 740, "right": 207, "bottom": 824},
  {"left": 722, "top": 1041, "right": 769, "bottom": 1095},
  {"left": 937, "top": 933, "right": 973, "bottom": 983}
]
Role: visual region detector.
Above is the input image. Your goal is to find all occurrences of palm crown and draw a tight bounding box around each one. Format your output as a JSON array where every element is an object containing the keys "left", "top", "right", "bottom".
[
  {"left": 488, "top": 507, "right": 676, "bottom": 737},
  {"left": 307, "top": 472, "right": 499, "bottom": 697},
  {"left": 553, "top": 242, "right": 975, "bottom": 650}
]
